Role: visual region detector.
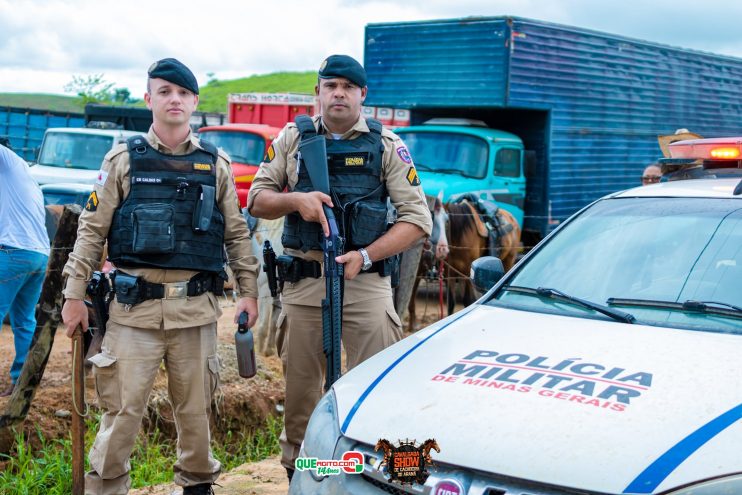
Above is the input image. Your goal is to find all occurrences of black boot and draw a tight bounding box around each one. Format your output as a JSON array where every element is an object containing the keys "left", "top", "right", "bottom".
[
  {"left": 286, "top": 467, "right": 295, "bottom": 482},
  {"left": 183, "top": 483, "right": 215, "bottom": 495}
]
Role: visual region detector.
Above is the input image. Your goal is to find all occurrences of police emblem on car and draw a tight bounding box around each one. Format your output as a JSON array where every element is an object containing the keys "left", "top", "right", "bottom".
[{"left": 375, "top": 438, "right": 440, "bottom": 485}]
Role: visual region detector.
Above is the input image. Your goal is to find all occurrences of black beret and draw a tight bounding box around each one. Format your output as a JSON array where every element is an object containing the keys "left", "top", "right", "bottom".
[
  {"left": 147, "top": 58, "right": 199, "bottom": 95},
  {"left": 318, "top": 54, "right": 367, "bottom": 88}
]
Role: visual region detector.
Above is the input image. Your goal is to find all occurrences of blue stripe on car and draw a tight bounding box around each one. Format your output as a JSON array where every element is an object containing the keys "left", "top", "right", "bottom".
[
  {"left": 624, "top": 402, "right": 742, "bottom": 493},
  {"left": 340, "top": 308, "right": 473, "bottom": 433}
]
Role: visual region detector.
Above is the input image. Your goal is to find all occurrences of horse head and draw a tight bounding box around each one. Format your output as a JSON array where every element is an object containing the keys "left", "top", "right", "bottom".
[
  {"left": 421, "top": 438, "right": 440, "bottom": 463},
  {"left": 375, "top": 439, "right": 393, "bottom": 465},
  {"left": 427, "top": 192, "right": 449, "bottom": 260}
]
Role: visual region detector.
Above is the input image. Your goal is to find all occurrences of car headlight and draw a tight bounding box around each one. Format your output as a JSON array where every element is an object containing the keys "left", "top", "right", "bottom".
[
  {"left": 666, "top": 474, "right": 742, "bottom": 494},
  {"left": 302, "top": 390, "right": 341, "bottom": 460}
]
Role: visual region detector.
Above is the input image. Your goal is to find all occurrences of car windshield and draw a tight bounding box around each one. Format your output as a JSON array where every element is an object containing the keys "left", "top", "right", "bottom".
[
  {"left": 398, "top": 131, "right": 488, "bottom": 179},
  {"left": 199, "top": 131, "right": 266, "bottom": 165},
  {"left": 490, "top": 197, "right": 742, "bottom": 334},
  {"left": 38, "top": 132, "right": 114, "bottom": 170}
]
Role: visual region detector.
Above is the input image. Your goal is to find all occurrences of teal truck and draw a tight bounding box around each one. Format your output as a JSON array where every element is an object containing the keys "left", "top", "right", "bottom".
[{"left": 365, "top": 16, "right": 742, "bottom": 244}]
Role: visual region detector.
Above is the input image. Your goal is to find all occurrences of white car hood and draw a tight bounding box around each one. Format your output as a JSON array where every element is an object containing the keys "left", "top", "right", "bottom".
[
  {"left": 29, "top": 164, "right": 98, "bottom": 185},
  {"left": 334, "top": 305, "right": 742, "bottom": 494}
]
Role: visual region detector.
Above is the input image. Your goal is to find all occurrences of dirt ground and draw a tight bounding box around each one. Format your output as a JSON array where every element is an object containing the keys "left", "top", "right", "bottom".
[{"left": 0, "top": 288, "right": 454, "bottom": 494}]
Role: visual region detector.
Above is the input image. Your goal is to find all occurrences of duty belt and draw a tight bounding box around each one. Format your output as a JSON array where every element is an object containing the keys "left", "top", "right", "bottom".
[
  {"left": 277, "top": 256, "right": 388, "bottom": 285},
  {"left": 111, "top": 270, "right": 226, "bottom": 306}
]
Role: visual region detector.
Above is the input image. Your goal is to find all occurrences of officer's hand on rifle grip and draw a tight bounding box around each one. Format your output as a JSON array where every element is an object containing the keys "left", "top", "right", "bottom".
[
  {"left": 62, "top": 299, "right": 89, "bottom": 338},
  {"left": 293, "top": 191, "right": 333, "bottom": 237},
  {"left": 336, "top": 250, "right": 364, "bottom": 280}
]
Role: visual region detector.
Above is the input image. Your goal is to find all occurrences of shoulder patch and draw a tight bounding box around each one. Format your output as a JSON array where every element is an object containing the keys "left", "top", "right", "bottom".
[
  {"left": 85, "top": 191, "right": 99, "bottom": 212},
  {"left": 264, "top": 144, "right": 276, "bottom": 163},
  {"left": 95, "top": 169, "right": 108, "bottom": 186},
  {"left": 406, "top": 166, "right": 421, "bottom": 186},
  {"left": 397, "top": 145, "right": 412, "bottom": 164}
]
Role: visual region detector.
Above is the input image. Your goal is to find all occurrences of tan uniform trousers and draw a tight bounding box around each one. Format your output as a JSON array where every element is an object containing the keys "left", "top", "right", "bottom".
[
  {"left": 85, "top": 320, "right": 221, "bottom": 494},
  {"left": 277, "top": 274, "right": 403, "bottom": 470}
]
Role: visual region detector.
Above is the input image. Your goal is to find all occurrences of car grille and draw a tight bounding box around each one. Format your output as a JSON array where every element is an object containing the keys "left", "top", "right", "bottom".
[{"left": 352, "top": 442, "right": 604, "bottom": 495}]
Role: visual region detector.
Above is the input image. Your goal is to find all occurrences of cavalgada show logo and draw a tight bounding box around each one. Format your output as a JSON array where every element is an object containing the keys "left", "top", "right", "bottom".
[
  {"left": 375, "top": 438, "right": 440, "bottom": 485},
  {"left": 432, "top": 349, "right": 654, "bottom": 412}
]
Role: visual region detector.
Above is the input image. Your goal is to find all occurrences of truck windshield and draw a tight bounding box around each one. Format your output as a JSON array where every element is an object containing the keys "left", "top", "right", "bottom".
[
  {"left": 199, "top": 131, "right": 265, "bottom": 165},
  {"left": 38, "top": 132, "right": 114, "bottom": 170},
  {"left": 399, "top": 132, "right": 488, "bottom": 179},
  {"left": 490, "top": 197, "right": 742, "bottom": 334}
]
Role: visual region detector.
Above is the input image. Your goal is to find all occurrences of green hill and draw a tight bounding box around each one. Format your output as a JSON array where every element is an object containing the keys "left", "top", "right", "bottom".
[
  {"left": 0, "top": 71, "right": 316, "bottom": 115},
  {"left": 198, "top": 71, "right": 316, "bottom": 112},
  {"left": 0, "top": 93, "right": 85, "bottom": 113}
]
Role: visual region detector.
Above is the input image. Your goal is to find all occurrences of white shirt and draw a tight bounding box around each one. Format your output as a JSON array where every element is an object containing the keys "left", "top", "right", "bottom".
[{"left": 0, "top": 145, "right": 50, "bottom": 255}]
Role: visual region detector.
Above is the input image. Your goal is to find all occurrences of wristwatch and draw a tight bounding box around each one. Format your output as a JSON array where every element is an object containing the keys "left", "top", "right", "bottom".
[{"left": 358, "top": 248, "right": 372, "bottom": 271}]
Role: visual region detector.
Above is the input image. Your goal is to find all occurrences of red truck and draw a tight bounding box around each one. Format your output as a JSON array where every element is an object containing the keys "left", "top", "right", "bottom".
[{"left": 198, "top": 93, "right": 315, "bottom": 207}]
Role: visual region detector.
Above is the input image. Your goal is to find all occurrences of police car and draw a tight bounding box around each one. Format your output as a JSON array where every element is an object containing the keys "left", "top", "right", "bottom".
[{"left": 292, "top": 138, "right": 742, "bottom": 494}]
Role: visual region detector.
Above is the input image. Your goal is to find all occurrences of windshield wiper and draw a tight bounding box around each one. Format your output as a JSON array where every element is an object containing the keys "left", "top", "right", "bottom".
[
  {"left": 607, "top": 298, "right": 742, "bottom": 320},
  {"left": 502, "top": 286, "right": 636, "bottom": 324}
]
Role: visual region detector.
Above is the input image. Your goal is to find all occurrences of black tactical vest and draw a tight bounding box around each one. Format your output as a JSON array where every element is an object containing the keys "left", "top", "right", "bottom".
[
  {"left": 282, "top": 116, "right": 389, "bottom": 252},
  {"left": 108, "top": 136, "right": 226, "bottom": 272}
]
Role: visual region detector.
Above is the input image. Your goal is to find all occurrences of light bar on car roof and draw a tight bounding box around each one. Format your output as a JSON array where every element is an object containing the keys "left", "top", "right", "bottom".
[{"left": 668, "top": 137, "right": 742, "bottom": 160}]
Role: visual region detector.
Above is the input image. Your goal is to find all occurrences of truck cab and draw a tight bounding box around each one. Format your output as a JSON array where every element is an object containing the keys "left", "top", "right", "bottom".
[
  {"left": 29, "top": 127, "right": 140, "bottom": 185},
  {"left": 395, "top": 119, "right": 527, "bottom": 227},
  {"left": 197, "top": 123, "right": 281, "bottom": 208}
]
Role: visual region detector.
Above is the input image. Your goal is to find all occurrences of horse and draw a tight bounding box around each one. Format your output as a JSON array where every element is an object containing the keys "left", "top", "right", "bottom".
[
  {"left": 406, "top": 194, "right": 449, "bottom": 331},
  {"left": 374, "top": 438, "right": 394, "bottom": 467},
  {"left": 444, "top": 198, "right": 521, "bottom": 313},
  {"left": 421, "top": 438, "right": 440, "bottom": 464},
  {"left": 247, "top": 215, "right": 285, "bottom": 357}
]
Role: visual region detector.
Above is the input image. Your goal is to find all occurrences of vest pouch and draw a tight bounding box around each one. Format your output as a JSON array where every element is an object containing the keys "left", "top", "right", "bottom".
[
  {"left": 192, "top": 184, "right": 216, "bottom": 232},
  {"left": 349, "top": 200, "right": 388, "bottom": 247},
  {"left": 132, "top": 204, "right": 176, "bottom": 254}
]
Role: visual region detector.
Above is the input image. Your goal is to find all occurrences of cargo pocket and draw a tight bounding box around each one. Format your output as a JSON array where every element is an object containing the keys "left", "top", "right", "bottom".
[
  {"left": 385, "top": 306, "right": 403, "bottom": 346},
  {"left": 206, "top": 354, "right": 222, "bottom": 404},
  {"left": 89, "top": 352, "right": 120, "bottom": 412}
]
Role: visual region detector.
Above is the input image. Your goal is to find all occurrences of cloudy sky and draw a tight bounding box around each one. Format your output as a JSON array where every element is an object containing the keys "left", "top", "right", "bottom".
[{"left": 3, "top": 0, "right": 742, "bottom": 96}]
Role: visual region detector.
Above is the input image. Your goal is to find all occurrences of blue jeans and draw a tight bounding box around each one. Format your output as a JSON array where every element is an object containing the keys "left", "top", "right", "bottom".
[{"left": 0, "top": 246, "right": 48, "bottom": 383}]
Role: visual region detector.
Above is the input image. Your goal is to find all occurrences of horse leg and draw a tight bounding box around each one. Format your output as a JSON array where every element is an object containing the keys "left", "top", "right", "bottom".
[
  {"left": 447, "top": 278, "right": 456, "bottom": 316},
  {"left": 408, "top": 276, "right": 421, "bottom": 332}
]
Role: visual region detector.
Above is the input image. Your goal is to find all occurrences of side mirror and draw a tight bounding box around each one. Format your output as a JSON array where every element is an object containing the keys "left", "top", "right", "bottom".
[{"left": 471, "top": 256, "right": 505, "bottom": 292}]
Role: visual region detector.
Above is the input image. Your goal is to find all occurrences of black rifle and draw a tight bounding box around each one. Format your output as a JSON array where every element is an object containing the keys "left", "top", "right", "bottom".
[
  {"left": 85, "top": 271, "right": 113, "bottom": 359},
  {"left": 263, "top": 240, "right": 279, "bottom": 297},
  {"left": 299, "top": 134, "right": 344, "bottom": 391}
]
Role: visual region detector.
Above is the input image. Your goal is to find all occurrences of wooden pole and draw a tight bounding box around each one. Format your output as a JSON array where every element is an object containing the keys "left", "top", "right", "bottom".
[{"left": 71, "top": 326, "right": 86, "bottom": 494}]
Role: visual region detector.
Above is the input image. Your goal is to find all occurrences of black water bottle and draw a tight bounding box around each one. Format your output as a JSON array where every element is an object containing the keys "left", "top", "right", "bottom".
[{"left": 235, "top": 312, "right": 257, "bottom": 378}]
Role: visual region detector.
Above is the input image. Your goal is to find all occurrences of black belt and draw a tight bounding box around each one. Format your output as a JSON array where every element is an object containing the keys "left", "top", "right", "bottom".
[
  {"left": 278, "top": 256, "right": 387, "bottom": 284},
  {"left": 112, "top": 270, "right": 225, "bottom": 305}
]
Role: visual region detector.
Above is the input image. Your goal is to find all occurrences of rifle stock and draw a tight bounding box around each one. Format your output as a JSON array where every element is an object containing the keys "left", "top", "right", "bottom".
[{"left": 299, "top": 134, "right": 344, "bottom": 390}]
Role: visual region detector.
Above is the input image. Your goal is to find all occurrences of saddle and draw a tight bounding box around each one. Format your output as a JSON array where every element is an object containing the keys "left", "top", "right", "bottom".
[{"left": 453, "top": 193, "right": 514, "bottom": 257}]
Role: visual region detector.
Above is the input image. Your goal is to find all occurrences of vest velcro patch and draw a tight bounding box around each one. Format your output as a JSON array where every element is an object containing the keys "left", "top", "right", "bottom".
[
  {"left": 193, "top": 163, "right": 212, "bottom": 172},
  {"left": 344, "top": 155, "right": 366, "bottom": 167},
  {"left": 406, "top": 166, "right": 421, "bottom": 186},
  {"left": 85, "top": 191, "right": 99, "bottom": 211}
]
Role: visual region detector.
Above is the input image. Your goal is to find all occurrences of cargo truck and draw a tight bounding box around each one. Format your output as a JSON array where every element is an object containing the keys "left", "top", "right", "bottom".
[{"left": 364, "top": 16, "right": 742, "bottom": 244}]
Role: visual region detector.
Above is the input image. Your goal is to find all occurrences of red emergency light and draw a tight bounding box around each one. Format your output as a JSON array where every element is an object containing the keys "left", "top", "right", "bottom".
[{"left": 668, "top": 137, "right": 742, "bottom": 160}]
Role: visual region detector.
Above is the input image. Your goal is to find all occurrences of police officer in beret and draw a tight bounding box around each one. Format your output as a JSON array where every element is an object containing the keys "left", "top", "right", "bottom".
[
  {"left": 249, "top": 54, "right": 432, "bottom": 481},
  {"left": 62, "top": 58, "right": 259, "bottom": 495}
]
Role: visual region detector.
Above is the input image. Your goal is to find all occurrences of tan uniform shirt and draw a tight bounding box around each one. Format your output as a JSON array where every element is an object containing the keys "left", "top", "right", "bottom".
[
  {"left": 247, "top": 115, "right": 431, "bottom": 306},
  {"left": 63, "top": 127, "right": 259, "bottom": 330}
]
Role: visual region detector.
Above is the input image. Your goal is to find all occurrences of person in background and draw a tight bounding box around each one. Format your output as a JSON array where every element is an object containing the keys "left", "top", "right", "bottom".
[
  {"left": 0, "top": 138, "right": 50, "bottom": 397},
  {"left": 641, "top": 164, "right": 662, "bottom": 185}
]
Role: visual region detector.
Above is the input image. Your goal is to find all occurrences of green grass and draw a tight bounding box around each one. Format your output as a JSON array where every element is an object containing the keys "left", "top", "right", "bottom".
[
  {"left": 0, "top": 414, "right": 282, "bottom": 494},
  {"left": 0, "top": 72, "right": 316, "bottom": 115},
  {"left": 0, "top": 93, "right": 85, "bottom": 113},
  {"left": 175, "top": 71, "right": 317, "bottom": 113}
]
